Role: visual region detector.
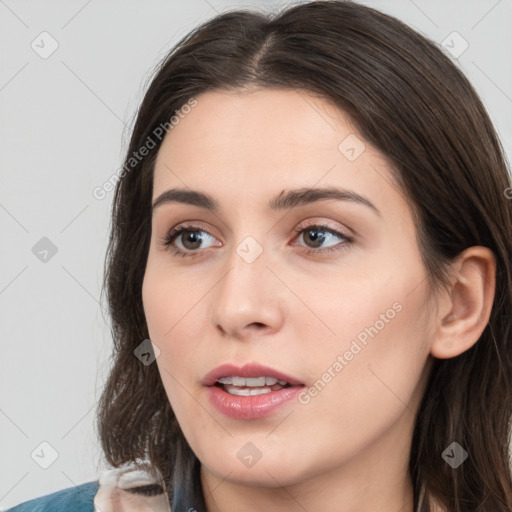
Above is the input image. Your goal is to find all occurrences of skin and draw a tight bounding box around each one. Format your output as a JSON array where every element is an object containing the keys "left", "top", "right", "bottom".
[{"left": 142, "top": 88, "right": 496, "bottom": 512}]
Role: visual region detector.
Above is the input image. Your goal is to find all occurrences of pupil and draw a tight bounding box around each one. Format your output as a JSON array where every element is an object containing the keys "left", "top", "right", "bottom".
[
  {"left": 307, "top": 229, "right": 325, "bottom": 248},
  {"left": 184, "top": 231, "right": 201, "bottom": 249}
]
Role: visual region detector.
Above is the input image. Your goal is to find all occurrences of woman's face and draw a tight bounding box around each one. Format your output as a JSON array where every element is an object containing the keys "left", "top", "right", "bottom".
[{"left": 142, "top": 88, "right": 436, "bottom": 491}]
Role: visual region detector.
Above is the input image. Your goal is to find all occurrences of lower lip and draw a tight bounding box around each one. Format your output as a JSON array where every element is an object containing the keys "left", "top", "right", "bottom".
[{"left": 205, "top": 385, "right": 304, "bottom": 420}]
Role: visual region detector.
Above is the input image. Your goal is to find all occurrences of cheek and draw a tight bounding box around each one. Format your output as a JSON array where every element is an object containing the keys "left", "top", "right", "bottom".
[
  {"left": 292, "top": 249, "right": 430, "bottom": 411},
  {"left": 142, "top": 281, "right": 201, "bottom": 433},
  {"left": 142, "top": 260, "right": 203, "bottom": 349},
  {"left": 298, "top": 274, "right": 431, "bottom": 440},
  {"left": 142, "top": 266, "right": 208, "bottom": 399}
]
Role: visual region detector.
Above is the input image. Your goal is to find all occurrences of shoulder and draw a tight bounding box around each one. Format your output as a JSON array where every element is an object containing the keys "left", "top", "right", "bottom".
[
  {"left": 6, "top": 481, "right": 99, "bottom": 511},
  {"left": 94, "top": 463, "right": 171, "bottom": 511},
  {"left": 6, "top": 462, "right": 171, "bottom": 512}
]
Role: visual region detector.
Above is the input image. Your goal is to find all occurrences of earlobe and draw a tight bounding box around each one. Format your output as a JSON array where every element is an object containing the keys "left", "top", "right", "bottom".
[{"left": 430, "top": 246, "right": 496, "bottom": 360}]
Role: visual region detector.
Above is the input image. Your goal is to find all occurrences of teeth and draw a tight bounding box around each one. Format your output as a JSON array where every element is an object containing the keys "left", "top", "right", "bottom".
[
  {"left": 217, "top": 376, "right": 289, "bottom": 387},
  {"left": 223, "top": 385, "right": 273, "bottom": 396},
  {"left": 221, "top": 382, "right": 287, "bottom": 396}
]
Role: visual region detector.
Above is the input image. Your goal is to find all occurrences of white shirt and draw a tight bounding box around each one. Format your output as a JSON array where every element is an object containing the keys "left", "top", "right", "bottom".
[{"left": 93, "top": 462, "right": 171, "bottom": 512}]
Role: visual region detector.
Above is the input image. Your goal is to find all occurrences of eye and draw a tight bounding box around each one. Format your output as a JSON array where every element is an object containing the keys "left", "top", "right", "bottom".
[
  {"left": 160, "top": 222, "right": 353, "bottom": 258},
  {"left": 292, "top": 223, "right": 353, "bottom": 254},
  {"left": 161, "top": 224, "right": 218, "bottom": 258}
]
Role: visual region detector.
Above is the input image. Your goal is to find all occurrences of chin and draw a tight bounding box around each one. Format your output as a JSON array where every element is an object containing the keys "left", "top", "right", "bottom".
[{"left": 200, "top": 450, "right": 311, "bottom": 488}]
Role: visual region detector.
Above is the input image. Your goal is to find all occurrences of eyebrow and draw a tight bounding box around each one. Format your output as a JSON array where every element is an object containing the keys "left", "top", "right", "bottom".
[{"left": 151, "top": 186, "right": 381, "bottom": 216}]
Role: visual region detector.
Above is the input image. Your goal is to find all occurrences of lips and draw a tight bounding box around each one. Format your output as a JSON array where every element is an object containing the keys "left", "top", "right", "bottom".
[
  {"left": 202, "top": 362, "right": 306, "bottom": 420},
  {"left": 201, "top": 362, "right": 305, "bottom": 387}
]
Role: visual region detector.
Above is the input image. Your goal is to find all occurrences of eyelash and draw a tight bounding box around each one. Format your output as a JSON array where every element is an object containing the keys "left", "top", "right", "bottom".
[{"left": 161, "top": 223, "right": 354, "bottom": 259}]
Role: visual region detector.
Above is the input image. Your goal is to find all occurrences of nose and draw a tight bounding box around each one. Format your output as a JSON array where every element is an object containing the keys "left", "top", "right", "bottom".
[{"left": 209, "top": 245, "right": 286, "bottom": 341}]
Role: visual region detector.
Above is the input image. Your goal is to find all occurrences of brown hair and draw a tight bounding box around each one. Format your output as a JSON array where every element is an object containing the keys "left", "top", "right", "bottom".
[{"left": 96, "top": 1, "right": 512, "bottom": 510}]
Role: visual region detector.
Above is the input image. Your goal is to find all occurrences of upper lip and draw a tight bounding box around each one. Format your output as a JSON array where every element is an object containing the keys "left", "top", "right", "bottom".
[{"left": 201, "top": 362, "right": 305, "bottom": 387}]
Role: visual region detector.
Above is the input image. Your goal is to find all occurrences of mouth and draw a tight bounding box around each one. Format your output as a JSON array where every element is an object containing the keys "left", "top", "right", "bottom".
[{"left": 202, "top": 363, "right": 306, "bottom": 420}]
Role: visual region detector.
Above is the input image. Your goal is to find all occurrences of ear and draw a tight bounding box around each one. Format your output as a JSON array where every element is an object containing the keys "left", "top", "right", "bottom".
[{"left": 430, "top": 246, "right": 496, "bottom": 359}]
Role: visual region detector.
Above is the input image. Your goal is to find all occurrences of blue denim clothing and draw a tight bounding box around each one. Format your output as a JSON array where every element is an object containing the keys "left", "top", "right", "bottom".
[
  {"left": 5, "top": 463, "right": 170, "bottom": 511},
  {"left": 6, "top": 481, "right": 99, "bottom": 512}
]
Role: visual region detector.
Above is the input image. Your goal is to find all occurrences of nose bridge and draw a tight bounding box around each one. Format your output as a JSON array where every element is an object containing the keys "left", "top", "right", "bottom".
[{"left": 210, "top": 235, "right": 284, "bottom": 338}]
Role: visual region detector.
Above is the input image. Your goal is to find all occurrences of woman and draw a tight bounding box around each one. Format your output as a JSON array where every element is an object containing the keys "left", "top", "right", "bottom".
[{"left": 8, "top": 0, "right": 512, "bottom": 510}]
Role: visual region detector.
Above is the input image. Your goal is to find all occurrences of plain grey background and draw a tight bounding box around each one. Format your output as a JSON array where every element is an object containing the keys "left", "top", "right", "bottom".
[{"left": 1, "top": 0, "right": 511, "bottom": 508}]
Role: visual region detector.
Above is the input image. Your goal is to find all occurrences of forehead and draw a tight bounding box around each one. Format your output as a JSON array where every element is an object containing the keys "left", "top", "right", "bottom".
[
  {"left": 158, "top": 88, "right": 353, "bottom": 158},
  {"left": 152, "top": 88, "right": 402, "bottom": 214}
]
